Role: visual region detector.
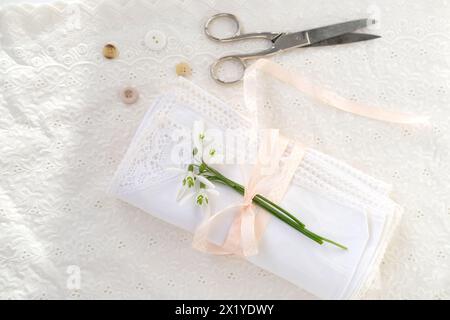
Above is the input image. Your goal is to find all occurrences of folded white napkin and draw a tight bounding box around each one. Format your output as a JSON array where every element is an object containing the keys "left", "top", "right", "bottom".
[{"left": 109, "top": 78, "right": 402, "bottom": 299}]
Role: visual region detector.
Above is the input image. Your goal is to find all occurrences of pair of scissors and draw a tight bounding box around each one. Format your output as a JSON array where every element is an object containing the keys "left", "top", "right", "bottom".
[{"left": 205, "top": 13, "right": 380, "bottom": 84}]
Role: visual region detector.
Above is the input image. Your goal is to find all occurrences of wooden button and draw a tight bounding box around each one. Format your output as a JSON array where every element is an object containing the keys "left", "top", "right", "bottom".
[
  {"left": 103, "top": 43, "right": 119, "bottom": 59},
  {"left": 175, "top": 62, "right": 192, "bottom": 77},
  {"left": 120, "top": 87, "right": 139, "bottom": 104}
]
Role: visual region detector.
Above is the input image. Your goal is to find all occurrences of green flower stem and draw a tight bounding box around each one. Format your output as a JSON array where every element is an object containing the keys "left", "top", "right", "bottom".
[
  {"left": 232, "top": 184, "right": 306, "bottom": 229},
  {"left": 208, "top": 175, "right": 324, "bottom": 245},
  {"left": 200, "top": 164, "right": 305, "bottom": 229},
  {"left": 229, "top": 182, "right": 323, "bottom": 245},
  {"left": 201, "top": 162, "right": 347, "bottom": 250}
]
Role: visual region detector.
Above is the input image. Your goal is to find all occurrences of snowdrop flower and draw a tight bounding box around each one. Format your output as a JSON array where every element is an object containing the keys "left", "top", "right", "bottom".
[
  {"left": 192, "top": 121, "right": 206, "bottom": 162},
  {"left": 178, "top": 170, "right": 196, "bottom": 201},
  {"left": 195, "top": 181, "right": 219, "bottom": 206},
  {"left": 166, "top": 165, "right": 197, "bottom": 201},
  {"left": 202, "top": 146, "right": 224, "bottom": 165}
]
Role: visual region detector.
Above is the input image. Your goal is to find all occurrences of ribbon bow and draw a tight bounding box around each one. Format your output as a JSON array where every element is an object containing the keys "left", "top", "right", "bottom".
[{"left": 193, "top": 130, "right": 305, "bottom": 256}]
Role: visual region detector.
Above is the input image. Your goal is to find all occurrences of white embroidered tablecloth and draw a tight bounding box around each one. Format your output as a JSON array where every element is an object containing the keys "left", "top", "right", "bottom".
[{"left": 0, "top": 0, "right": 449, "bottom": 299}]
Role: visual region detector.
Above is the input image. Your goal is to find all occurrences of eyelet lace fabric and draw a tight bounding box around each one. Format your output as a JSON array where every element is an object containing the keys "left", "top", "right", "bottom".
[{"left": 1, "top": 0, "right": 449, "bottom": 299}]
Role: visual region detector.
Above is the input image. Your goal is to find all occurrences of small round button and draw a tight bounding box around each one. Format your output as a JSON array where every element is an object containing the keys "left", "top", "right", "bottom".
[
  {"left": 175, "top": 62, "right": 192, "bottom": 77},
  {"left": 144, "top": 30, "right": 167, "bottom": 51},
  {"left": 103, "top": 43, "right": 119, "bottom": 59},
  {"left": 120, "top": 87, "right": 139, "bottom": 105}
]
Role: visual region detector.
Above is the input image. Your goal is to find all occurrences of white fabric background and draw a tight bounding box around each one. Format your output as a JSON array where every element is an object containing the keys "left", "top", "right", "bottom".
[{"left": 0, "top": 0, "right": 449, "bottom": 299}]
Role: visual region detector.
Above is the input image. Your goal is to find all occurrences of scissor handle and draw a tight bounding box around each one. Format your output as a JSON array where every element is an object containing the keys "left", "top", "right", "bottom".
[
  {"left": 204, "top": 13, "right": 242, "bottom": 42},
  {"left": 206, "top": 13, "right": 281, "bottom": 84},
  {"left": 210, "top": 56, "right": 246, "bottom": 85},
  {"left": 210, "top": 45, "right": 280, "bottom": 85},
  {"left": 205, "top": 13, "right": 279, "bottom": 42}
]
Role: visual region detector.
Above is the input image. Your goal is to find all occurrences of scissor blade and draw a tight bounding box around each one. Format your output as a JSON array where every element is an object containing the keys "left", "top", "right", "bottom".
[
  {"left": 274, "top": 19, "right": 376, "bottom": 50},
  {"left": 307, "top": 19, "right": 376, "bottom": 45},
  {"left": 307, "top": 33, "right": 380, "bottom": 47}
]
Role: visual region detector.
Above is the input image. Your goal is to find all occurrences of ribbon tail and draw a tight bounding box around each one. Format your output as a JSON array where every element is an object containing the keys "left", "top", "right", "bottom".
[
  {"left": 192, "top": 203, "right": 243, "bottom": 255},
  {"left": 240, "top": 207, "right": 258, "bottom": 256},
  {"left": 246, "top": 59, "right": 428, "bottom": 125}
]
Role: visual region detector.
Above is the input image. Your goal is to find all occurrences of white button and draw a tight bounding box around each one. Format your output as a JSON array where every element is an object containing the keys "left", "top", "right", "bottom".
[
  {"left": 120, "top": 87, "right": 139, "bottom": 105},
  {"left": 144, "top": 30, "right": 167, "bottom": 51}
]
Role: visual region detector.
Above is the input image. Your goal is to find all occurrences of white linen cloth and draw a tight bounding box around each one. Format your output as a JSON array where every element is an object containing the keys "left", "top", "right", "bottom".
[
  {"left": 0, "top": 0, "right": 449, "bottom": 299},
  {"left": 109, "top": 77, "right": 402, "bottom": 299}
]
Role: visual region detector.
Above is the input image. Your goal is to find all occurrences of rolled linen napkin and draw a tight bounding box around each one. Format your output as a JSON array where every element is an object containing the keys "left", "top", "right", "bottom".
[{"left": 109, "top": 77, "right": 402, "bottom": 299}]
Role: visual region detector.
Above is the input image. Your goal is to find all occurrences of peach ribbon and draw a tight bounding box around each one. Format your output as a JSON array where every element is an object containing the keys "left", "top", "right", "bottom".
[
  {"left": 244, "top": 59, "right": 429, "bottom": 125},
  {"left": 193, "top": 130, "right": 305, "bottom": 256},
  {"left": 193, "top": 59, "right": 427, "bottom": 257}
]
